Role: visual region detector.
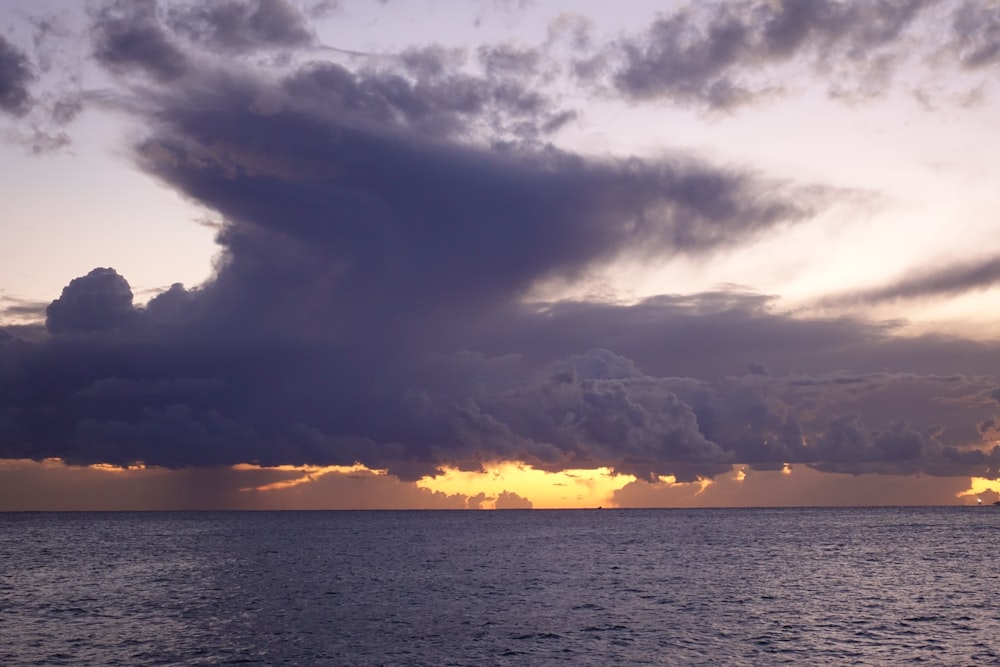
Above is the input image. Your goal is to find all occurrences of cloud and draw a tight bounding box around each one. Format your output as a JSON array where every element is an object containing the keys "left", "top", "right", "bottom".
[
  {"left": 279, "top": 59, "right": 572, "bottom": 141},
  {"left": 0, "top": 297, "right": 48, "bottom": 322},
  {"left": 4, "top": 0, "right": 1000, "bottom": 491},
  {"left": 165, "top": 0, "right": 314, "bottom": 53},
  {"left": 0, "top": 35, "right": 35, "bottom": 116},
  {"left": 478, "top": 42, "right": 542, "bottom": 77},
  {"left": 91, "top": 0, "right": 189, "bottom": 81},
  {"left": 5, "top": 273, "right": 1000, "bottom": 482},
  {"left": 606, "top": 0, "right": 932, "bottom": 109},
  {"left": 495, "top": 490, "right": 533, "bottom": 509},
  {"left": 117, "top": 44, "right": 822, "bottom": 350},
  {"left": 45, "top": 267, "right": 139, "bottom": 334},
  {"left": 950, "top": 0, "right": 1000, "bottom": 68},
  {"left": 613, "top": 464, "right": 977, "bottom": 507},
  {"left": 582, "top": 0, "right": 1000, "bottom": 110},
  {"left": 0, "top": 459, "right": 479, "bottom": 510},
  {"left": 819, "top": 255, "right": 1000, "bottom": 306},
  {"left": 0, "top": 13, "right": 86, "bottom": 153}
]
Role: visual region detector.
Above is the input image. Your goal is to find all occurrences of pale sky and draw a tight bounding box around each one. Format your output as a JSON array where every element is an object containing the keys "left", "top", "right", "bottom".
[{"left": 3, "top": 0, "right": 1000, "bottom": 509}]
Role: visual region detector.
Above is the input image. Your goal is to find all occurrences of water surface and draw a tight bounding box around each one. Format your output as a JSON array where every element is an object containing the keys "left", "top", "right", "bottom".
[{"left": 2, "top": 507, "right": 999, "bottom": 665}]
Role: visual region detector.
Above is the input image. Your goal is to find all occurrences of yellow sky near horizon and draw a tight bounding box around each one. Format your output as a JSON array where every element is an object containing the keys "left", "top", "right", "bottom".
[{"left": 0, "top": 457, "right": 995, "bottom": 511}]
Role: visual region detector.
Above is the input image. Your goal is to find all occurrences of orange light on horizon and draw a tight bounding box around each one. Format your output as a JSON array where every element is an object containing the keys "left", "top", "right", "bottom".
[
  {"left": 654, "top": 473, "right": 714, "bottom": 496},
  {"left": 235, "top": 463, "right": 386, "bottom": 492},
  {"left": 957, "top": 477, "right": 1000, "bottom": 504},
  {"left": 88, "top": 462, "right": 148, "bottom": 472},
  {"left": 416, "top": 462, "right": 637, "bottom": 509}
]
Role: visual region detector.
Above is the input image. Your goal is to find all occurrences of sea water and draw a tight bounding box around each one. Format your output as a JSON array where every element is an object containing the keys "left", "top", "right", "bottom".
[{"left": 2, "top": 507, "right": 999, "bottom": 666}]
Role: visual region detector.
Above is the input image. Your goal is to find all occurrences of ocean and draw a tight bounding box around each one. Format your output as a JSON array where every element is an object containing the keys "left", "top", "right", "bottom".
[{"left": 2, "top": 507, "right": 999, "bottom": 666}]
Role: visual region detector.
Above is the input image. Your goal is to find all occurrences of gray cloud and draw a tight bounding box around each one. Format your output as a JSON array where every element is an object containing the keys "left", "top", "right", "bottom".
[
  {"left": 608, "top": 0, "right": 933, "bottom": 109},
  {"left": 281, "top": 60, "right": 572, "bottom": 141},
  {"left": 576, "top": 0, "right": 960, "bottom": 110},
  {"left": 0, "top": 35, "right": 35, "bottom": 116},
  {"left": 950, "top": 0, "right": 1000, "bottom": 68},
  {"left": 820, "top": 255, "right": 1000, "bottom": 307},
  {"left": 0, "top": 13, "right": 86, "bottom": 153},
  {"left": 477, "top": 43, "right": 542, "bottom": 77},
  {"left": 91, "top": 0, "right": 189, "bottom": 81},
  {"left": 0, "top": 297, "right": 48, "bottom": 322},
  {"left": 165, "top": 0, "right": 314, "bottom": 53}
]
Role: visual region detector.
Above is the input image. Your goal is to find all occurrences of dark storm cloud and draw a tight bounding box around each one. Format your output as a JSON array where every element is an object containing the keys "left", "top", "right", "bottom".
[
  {"left": 0, "top": 35, "right": 35, "bottom": 116},
  {"left": 4, "top": 280, "right": 999, "bottom": 481},
  {"left": 500, "top": 352, "right": 1000, "bottom": 480},
  {"left": 811, "top": 413, "right": 1000, "bottom": 477},
  {"left": 819, "top": 255, "right": 1000, "bottom": 307},
  {"left": 477, "top": 350, "right": 732, "bottom": 481},
  {"left": 0, "top": 32, "right": 838, "bottom": 481},
  {"left": 606, "top": 0, "right": 933, "bottom": 109},
  {"left": 123, "top": 53, "right": 822, "bottom": 341},
  {"left": 5, "top": 0, "right": 1000, "bottom": 485}
]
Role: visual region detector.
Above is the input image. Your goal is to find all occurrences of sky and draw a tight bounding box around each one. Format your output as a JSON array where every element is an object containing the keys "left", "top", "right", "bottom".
[{"left": 3, "top": 0, "right": 1000, "bottom": 510}]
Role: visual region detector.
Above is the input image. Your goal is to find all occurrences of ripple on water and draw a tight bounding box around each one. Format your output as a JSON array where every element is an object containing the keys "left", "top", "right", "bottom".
[{"left": 3, "top": 508, "right": 1000, "bottom": 665}]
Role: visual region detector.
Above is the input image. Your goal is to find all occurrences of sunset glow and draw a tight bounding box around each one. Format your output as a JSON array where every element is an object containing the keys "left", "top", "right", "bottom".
[
  {"left": 416, "top": 463, "right": 636, "bottom": 509},
  {"left": 957, "top": 477, "right": 1000, "bottom": 504},
  {"left": 235, "top": 463, "right": 382, "bottom": 492}
]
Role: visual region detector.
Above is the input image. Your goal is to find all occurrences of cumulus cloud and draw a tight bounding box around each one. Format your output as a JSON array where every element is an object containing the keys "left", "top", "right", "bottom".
[
  {"left": 495, "top": 490, "right": 533, "bottom": 509},
  {"left": 5, "top": 272, "right": 1000, "bottom": 481},
  {"left": 45, "top": 268, "right": 139, "bottom": 334}
]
